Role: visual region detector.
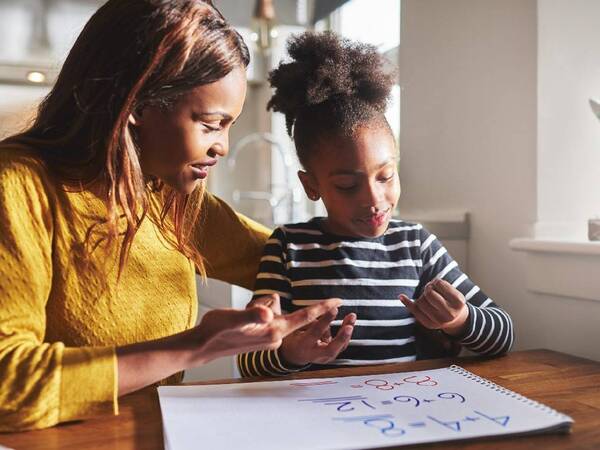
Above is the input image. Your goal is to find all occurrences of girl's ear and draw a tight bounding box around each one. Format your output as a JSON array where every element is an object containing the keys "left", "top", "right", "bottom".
[{"left": 298, "top": 170, "right": 320, "bottom": 201}]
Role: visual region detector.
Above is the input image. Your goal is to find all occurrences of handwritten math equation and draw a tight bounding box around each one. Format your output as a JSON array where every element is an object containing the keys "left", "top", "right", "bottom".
[{"left": 293, "top": 374, "right": 510, "bottom": 438}]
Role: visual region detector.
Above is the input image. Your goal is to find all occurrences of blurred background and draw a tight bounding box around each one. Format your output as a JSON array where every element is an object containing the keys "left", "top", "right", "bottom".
[{"left": 1, "top": 0, "right": 598, "bottom": 381}]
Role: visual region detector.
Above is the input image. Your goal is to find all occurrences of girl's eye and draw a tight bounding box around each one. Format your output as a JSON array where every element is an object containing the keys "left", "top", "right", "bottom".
[
  {"left": 380, "top": 173, "right": 395, "bottom": 182},
  {"left": 335, "top": 185, "right": 357, "bottom": 192}
]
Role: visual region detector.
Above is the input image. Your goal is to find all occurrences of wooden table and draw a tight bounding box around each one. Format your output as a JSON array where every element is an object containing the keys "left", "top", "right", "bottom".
[{"left": 2, "top": 349, "right": 599, "bottom": 450}]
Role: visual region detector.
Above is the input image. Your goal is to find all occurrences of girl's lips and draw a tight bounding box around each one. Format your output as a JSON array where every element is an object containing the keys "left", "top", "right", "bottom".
[{"left": 361, "top": 210, "right": 390, "bottom": 227}]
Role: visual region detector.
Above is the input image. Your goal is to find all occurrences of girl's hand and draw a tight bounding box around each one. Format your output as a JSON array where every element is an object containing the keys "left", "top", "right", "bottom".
[
  {"left": 399, "top": 279, "right": 469, "bottom": 337},
  {"left": 190, "top": 295, "right": 343, "bottom": 365},
  {"left": 280, "top": 310, "right": 356, "bottom": 366}
]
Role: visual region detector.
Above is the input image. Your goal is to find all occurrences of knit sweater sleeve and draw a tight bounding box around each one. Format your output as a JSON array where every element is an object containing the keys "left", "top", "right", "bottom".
[
  {"left": 0, "top": 155, "right": 117, "bottom": 432},
  {"left": 194, "top": 192, "right": 271, "bottom": 290}
]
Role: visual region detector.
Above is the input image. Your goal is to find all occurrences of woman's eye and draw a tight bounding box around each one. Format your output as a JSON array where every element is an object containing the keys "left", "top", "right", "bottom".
[
  {"left": 202, "top": 123, "right": 221, "bottom": 132},
  {"left": 380, "top": 173, "right": 395, "bottom": 182}
]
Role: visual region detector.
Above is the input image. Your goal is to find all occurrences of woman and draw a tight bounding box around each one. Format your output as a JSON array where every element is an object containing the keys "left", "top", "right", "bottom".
[{"left": 0, "top": 0, "right": 344, "bottom": 431}]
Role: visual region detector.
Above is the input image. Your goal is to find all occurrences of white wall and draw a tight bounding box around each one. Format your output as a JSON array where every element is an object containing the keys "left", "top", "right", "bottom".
[
  {"left": 0, "top": 85, "right": 49, "bottom": 139},
  {"left": 537, "top": 0, "right": 600, "bottom": 239},
  {"left": 399, "top": 0, "right": 600, "bottom": 361}
]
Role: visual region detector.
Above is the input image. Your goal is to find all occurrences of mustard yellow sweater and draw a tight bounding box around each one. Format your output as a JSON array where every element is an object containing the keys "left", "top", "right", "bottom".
[{"left": 0, "top": 146, "right": 270, "bottom": 431}]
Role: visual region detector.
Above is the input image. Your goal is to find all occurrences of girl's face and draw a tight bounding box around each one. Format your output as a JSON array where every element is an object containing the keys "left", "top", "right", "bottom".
[
  {"left": 299, "top": 125, "right": 400, "bottom": 239},
  {"left": 133, "top": 66, "right": 247, "bottom": 194}
]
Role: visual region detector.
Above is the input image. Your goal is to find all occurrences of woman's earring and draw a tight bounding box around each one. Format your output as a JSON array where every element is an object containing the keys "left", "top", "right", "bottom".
[{"left": 310, "top": 194, "right": 319, "bottom": 201}]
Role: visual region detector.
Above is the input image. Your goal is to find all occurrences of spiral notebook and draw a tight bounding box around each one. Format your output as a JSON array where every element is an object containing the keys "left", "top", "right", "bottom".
[{"left": 158, "top": 365, "right": 573, "bottom": 450}]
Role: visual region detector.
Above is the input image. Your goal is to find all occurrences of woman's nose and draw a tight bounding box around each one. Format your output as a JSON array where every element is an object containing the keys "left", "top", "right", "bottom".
[{"left": 209, "top": 132, "right": 229, "bottom": 158}]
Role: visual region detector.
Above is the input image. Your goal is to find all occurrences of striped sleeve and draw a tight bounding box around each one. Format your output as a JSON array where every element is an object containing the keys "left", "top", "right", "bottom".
[
  {"left": 237, "top": 228, "right": 308, "bottom": 377},
  {"left": 418, "top": 227, "right": 514, "bottom": 355}
]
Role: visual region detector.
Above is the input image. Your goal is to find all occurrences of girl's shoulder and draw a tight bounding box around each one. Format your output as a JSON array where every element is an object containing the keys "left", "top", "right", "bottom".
[
  {"left": 278, "top": 218, "right": 323, "bottom": 234},
  {"left": 387, "top": 218, "right": 422, "bottom": 230},
  {"left": 271, "top": 218, "right": 325, "bottom": 243}
]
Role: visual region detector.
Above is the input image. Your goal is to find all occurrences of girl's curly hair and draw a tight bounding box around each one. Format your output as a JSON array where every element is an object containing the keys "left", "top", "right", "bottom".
[{"left": 267, "top": 31, "right": 395, "bottom": 166}]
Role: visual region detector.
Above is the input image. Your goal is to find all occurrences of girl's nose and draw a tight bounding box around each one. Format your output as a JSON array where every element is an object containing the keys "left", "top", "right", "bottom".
[{"left": 361, "top": 181, "right": 382, "bottom": 207}]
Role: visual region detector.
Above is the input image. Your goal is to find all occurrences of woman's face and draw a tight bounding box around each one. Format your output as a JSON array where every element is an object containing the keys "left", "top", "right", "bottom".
[
  {"left": 134, "top": 66, "right": 247, "bottom": 194},
  {"left": 300, "top": 124, "right": 401, "bottom": 238}
]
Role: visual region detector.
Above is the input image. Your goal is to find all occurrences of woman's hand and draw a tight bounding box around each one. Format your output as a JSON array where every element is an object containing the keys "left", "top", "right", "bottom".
[
  {"left": 399, "top": 279, "right": 469, "bottom": 337},
  {"left": 189, "top": 295, "right": 343, "bottom": 365},
  {"left": 279, "top": 310, "right": 356, "bottom": 366},
  {"left": 116, "top": 295, "right": 341, "bottom": 396}
]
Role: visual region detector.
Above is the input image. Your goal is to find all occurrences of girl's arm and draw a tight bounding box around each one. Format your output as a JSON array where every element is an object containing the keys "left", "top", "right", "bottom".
[
  {"left": 236, "top": 227, "right": 307, "bottom": 377},
  {"left": 410, "top": 226, "right": 514, "bottom": 356},
  {"left": 236, "top": 228, "right": 354, "bottom": 377}
]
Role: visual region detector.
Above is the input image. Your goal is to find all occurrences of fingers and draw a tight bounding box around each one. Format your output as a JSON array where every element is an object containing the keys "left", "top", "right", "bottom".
[
  {"left": 320, "top": 327, "right": 333, "bottom": 343},
  {"left": 430, "top": 279, "right": 465, "bottom": 307},
  {"left": 421, "top": 285, "right": 454, "bottom": 323},
  {"left": 307, "top": 310, "right": 355, "bottom": 347},
  {"left": 194, "top": 307, "right": 282, "bottom": 359},
  {"left": 313, "top": 318, "right": 355, "bottom": 364},
  {"left": 341, "top": 312, "right": 357, "bottom": 328},
  {"left": 226, "top": 305, "right": 274, "bottom": 328},
  {"left": 400, "top": 294, "right": 439, "bottom": 329},
  {"left": 247, "top": 293, "right": 282, "bottom": 315},
  {"left": 331, "top": 312, "right": 356, "bottom": 352},
  {"left": 305, "top": 307, "right": 338, "bottom": 340},
  {"left": 276, "top": 298, "right": 342, "bottom": 336}
]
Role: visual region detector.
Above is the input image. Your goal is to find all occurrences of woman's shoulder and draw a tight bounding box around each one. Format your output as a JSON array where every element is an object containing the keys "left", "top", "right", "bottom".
[
  {"left": 0, "top": 144, "right": 50, "bottom": 184},
  {"left": 0, "top": 144, "right": 57, "bottom": 227}
]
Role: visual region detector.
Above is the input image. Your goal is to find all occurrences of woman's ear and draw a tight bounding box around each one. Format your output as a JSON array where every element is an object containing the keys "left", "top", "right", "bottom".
[
  {"left": 128, "top": 107, "right": 143, "bottom": 126},
  {"left": 298, "top": 170, "right": 320, "bottom": 201}
]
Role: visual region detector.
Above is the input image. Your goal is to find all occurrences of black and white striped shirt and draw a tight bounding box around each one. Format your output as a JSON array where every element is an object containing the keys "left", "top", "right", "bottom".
[{"left": 237, "top": 218, "right": 514, "bottom": 377}]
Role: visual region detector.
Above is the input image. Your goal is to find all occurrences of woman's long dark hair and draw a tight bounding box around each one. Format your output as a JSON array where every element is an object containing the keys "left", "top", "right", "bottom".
[{"left": 1, "top": 0, "right": 249, "bottom": 277}]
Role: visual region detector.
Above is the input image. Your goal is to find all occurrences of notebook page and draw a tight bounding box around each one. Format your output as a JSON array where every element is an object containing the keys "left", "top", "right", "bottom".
[{"left": 158, "top": 366, "right": 573, "bottom": 450}]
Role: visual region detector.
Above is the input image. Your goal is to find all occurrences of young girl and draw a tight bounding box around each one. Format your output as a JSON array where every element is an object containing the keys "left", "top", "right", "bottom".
[{"left": 238, "top": 31, "right": 514, "bottom": 377}]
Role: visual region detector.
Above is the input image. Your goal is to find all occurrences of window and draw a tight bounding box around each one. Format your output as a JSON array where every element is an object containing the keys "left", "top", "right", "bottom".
[{"left": 318, "top": 0, "right": 401, "bottom": 142}]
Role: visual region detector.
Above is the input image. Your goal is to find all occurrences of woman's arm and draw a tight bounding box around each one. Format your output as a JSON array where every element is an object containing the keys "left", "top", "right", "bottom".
[
  {"left": 1, "top": 159, "right": 340, "bottom": 431},
  {"left": 116, "top": 297, "right": 341, "bottom": 395},
  {"left": 0, "top": 157, "right": 119, "bottom": 431},
  {"left": 193, "top": 192, "right": 272, "bottom": 289}
]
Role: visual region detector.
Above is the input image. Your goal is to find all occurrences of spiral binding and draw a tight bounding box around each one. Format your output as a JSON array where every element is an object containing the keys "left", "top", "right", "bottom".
[{"left": 447, "top": 365, "right": 573, "bottom": 422}]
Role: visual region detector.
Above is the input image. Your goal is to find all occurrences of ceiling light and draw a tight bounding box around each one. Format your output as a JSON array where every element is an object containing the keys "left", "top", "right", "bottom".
[
  {"left": 26, "top": 71, "right": 46, "bottom": 83},
  {"left": 252, "top": 0, "right": 277, "bottom": 52}
]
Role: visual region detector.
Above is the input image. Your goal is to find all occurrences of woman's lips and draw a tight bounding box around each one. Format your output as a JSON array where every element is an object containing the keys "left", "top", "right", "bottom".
[
  {"left": 190, "top": 163, "right": 213, "bottom": 180},
  {"left": 190, "top": 166, "right": 208, "bottom": 179}
]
